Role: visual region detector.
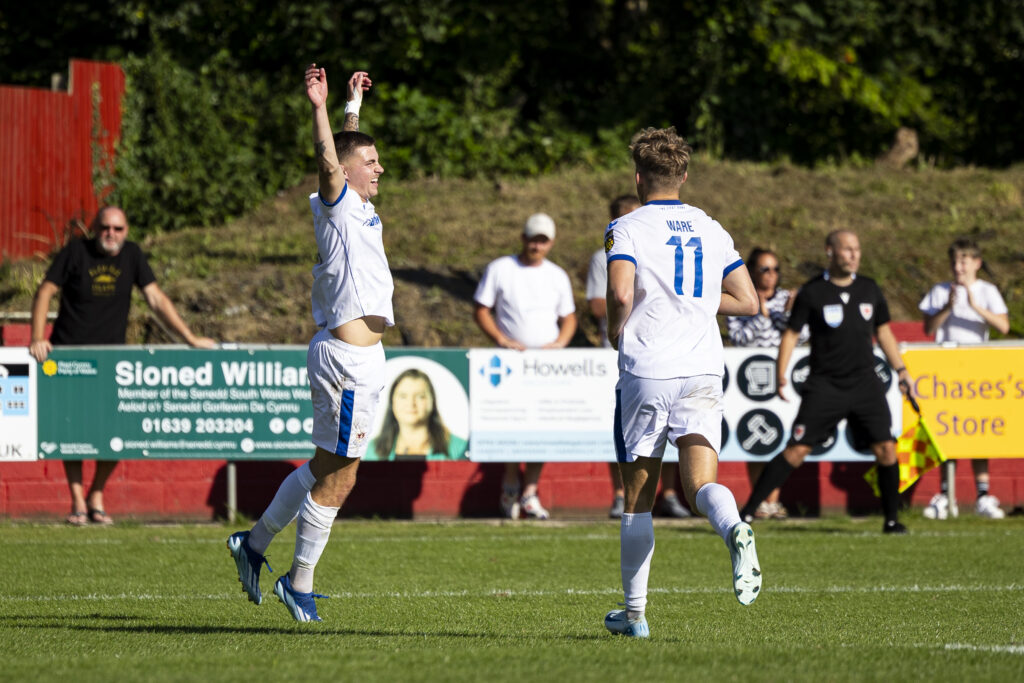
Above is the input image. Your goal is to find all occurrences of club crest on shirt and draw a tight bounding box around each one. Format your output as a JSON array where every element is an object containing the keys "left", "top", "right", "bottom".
[
  {"left": 823, "top": 304, "right": 843, "bottom": 328},
  {"left": 839, "top": 292, "right": 850, "bottom": 304},
  {"left": 793, "top": 424, "right": 806, "bottom": 441},
  {"left": 859, "top": 303, "right": 873, "bottom": 321},
  {"left": 604, "top": 234, "right": 614, "bottom": 252}
]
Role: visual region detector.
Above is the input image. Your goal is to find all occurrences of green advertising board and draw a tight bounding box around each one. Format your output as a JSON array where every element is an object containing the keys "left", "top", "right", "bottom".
[{"left": 35, "top": 346, "right": 469, "bottom": 461}]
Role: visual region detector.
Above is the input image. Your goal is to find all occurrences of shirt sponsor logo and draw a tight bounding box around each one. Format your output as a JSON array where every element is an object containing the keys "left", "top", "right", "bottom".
[
  {"left": 859, "top": 303, "right": 873, "bottom": 321},
  {"left": 823, "top": 304, "right": 844, "bottom": 328}
]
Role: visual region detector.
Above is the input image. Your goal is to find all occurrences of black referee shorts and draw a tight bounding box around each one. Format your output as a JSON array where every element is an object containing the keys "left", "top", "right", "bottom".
[{"left": 789, "top": 373, "right": 892, "bottom": 450}]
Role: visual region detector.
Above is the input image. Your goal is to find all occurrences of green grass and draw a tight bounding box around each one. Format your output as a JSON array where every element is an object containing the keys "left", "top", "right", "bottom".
[{"left": 2, "top": 518, "right": 1022, "bottom": 681}]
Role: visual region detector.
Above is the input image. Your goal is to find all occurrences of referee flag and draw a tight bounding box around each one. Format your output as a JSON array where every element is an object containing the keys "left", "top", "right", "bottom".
[{"left": 864, "top": 418, "right": 947, "bottom": 495}]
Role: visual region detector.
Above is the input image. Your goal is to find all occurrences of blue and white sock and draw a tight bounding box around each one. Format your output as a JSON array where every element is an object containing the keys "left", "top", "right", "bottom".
[
  {"left": 290, "top": 492, "right": 339, "bottom": 593},
  {"left": 695, "top": 483, "right": 743, "bottom": 544},
  {"left": 248, "top": 462, "right": 316, "bottom": 556},
  {"left": 620, "top": 512, "right": 655, "bottom": 619}
]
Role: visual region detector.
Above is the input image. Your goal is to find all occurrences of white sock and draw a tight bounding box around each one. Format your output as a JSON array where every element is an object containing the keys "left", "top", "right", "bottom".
[
  {"left": 247, "top": 463, "right": 316, "bottom": 555},
  {"left": 695, "top": 483, "right": 743, "bottom": 545},
  {"left": 620, "top": 512, "right": 654, "bottom": 618},
  {"left": 290, "top": 492, "right": 338, "bottom": 593}
]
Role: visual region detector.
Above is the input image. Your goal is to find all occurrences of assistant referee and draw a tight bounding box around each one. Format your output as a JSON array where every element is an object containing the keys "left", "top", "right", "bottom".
[{"left": 739, "top": 230, "right": 912, "bottom": 533}]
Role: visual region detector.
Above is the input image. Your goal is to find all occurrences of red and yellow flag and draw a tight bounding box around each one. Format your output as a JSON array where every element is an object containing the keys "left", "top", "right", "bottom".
[{"left": 864, "top": 418, "right": 947, "bottom": 495}]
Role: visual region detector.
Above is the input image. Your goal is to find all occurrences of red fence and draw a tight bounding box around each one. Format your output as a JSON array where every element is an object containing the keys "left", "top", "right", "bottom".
[{"left": 0, "top": 60, "right": 124, "bottom": 261}]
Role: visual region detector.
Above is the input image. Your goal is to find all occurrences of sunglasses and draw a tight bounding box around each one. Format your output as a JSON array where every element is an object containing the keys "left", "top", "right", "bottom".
[
  {"left": 99, "top": 224, "right": 126, "bottom": 233},
  {"left": 757, "top": 266, "right": 780, "bottom": 274}
]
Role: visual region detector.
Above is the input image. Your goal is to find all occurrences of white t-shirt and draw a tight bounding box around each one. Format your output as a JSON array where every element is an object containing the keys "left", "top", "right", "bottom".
[
  {"left": 605, "top": 200, "right": 742, "bottom": 379},
  {"left": 474, "top": 255, "right": 576, "bottom": 348},
  {"left": 310, "top": 188, "right": 395, "bottom": 331},
  {"left": 586, "top": 248, "right": 612, "bottom": 348},
  {"left": 918, "top": 280, "right": 1007, "bottom": 343}
]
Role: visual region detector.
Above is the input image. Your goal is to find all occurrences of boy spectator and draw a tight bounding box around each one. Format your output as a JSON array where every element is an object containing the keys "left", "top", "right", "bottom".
[{"left": 919, "top": 238, "right": 1010, "bottom": 519}]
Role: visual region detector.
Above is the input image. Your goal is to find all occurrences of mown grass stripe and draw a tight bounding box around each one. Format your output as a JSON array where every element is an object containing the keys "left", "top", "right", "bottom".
[{"left": 1, "top": 583, "right": 1018, "bottom": 602}]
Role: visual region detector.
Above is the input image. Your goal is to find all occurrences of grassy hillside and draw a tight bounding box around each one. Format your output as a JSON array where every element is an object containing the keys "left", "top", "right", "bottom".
[{"left": 3, "top": 159, "right": 1023, "bottom": 346}]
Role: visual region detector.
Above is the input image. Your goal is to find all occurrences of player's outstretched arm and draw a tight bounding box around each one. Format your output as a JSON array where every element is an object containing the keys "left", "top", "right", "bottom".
[
  {"left": 306, "top": 63, "right": 345, "bottom": 202},
  {"left": 606, "top": 259, "right": 636, "bottom": 351},
  {"left": 342, "top": 71, "right": 372, "bottom": 132},
  {"left": 719, "top": 266, "right": 758, "bottom": 317}
]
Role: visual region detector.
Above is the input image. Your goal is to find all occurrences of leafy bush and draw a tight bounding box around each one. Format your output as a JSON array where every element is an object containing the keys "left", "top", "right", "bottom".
[{"left": 111, "top": 48, "right": 307, "bottom": 234}]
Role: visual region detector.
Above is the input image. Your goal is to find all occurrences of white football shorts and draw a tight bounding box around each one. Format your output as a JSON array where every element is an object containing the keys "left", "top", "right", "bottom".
[
  {"left": 614, "top": 373, "right": 723, "bottom": 462},
  {"left": 307, "top": 328, "right": 386, "bottom": 458}
]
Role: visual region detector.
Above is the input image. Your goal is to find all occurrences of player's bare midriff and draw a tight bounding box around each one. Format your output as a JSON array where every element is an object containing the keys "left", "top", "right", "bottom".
[{"left": 330, "top": 315, "right": 386, "bottom": 346}]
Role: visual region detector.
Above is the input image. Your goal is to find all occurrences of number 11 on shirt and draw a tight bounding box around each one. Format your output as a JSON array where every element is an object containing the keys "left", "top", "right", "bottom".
[{"left": 667, "top": 236, "right": 703, "bottom": 297}]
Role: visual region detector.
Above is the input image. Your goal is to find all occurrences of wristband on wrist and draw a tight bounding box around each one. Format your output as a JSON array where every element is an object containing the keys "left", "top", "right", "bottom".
[
  {"left": 893, "top": 366, "right": 906, "bottom": 373},
  {"left": 344, "top": 100, "right": 361, "bottom": 116}
]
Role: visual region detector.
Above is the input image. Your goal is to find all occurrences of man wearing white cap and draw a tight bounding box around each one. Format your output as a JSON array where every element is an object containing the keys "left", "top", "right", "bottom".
[{"left": 474, "top": 213, "right": 577, "bottom": 519}]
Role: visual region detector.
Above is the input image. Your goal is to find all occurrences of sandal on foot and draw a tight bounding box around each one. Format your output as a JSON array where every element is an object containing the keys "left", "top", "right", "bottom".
[
  {"left": 87, "top": 509, "right": 114, "bottom": 525},
  {"left": 66, "top": 512, "right": 88, "bottom": 526}
]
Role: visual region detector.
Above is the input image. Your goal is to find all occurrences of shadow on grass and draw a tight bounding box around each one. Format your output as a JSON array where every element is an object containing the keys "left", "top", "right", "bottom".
[
  {"left": 0, "top": 613, "right": 667, "bottom": 642},
  {"left": 391, "top": 267, "right": 479, "bottom": 304}
]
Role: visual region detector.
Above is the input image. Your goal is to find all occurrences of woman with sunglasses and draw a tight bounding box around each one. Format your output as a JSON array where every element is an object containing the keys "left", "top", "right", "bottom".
[{"left": 727, "top": 248, "right": 805, "bottom": 520}]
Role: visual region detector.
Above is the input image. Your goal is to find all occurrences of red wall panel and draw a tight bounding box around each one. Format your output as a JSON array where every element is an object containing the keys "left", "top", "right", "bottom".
[
  {"left": 1, "top": 459, "right": 1021, "bottom": 521},
  {"left": 0, "top": 60, "right": 124, "bottom": 260}
]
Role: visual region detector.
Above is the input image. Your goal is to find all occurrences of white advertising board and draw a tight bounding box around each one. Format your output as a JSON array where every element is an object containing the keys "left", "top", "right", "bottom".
[{"left": 469, "top": 347, "right": 903, "bottom": 462}]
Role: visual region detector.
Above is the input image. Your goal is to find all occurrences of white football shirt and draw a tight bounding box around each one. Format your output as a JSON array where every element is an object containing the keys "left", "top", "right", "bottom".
[
  {"left": 310, "top": 187, "right": 395, "bottom": 331},
  {"left": 474, "top": 255, "right": 576, "bottom": 348},
  {"left": 605, "top": 200, "right": 742, "bottom": 379},
  {"left": 585, "top": 248, "right": 612, "bottom": 348},
  {"left": 918, "top": 279, "right": 1007, "bottom": 343}
]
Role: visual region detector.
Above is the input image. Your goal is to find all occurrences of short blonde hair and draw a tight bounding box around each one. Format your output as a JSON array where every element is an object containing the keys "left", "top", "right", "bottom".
[{"left": 630, "top": 127, "right": 692, "bottom": 192}]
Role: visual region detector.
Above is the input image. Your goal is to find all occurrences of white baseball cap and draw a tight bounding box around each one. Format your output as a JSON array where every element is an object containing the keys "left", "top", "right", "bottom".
[{"left": 522, "top": 213, "right": 556, "bottom": 240}]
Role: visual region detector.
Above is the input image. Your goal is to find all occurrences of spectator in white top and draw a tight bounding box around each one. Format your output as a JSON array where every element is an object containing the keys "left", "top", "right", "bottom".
[
  {"left": 919, "top": 237, "right": 1010, "bottom": 520},
  {"left": 474, "top": 213, "right": 577, "bottom": 519},
  {"left": 588, "top": 194, "right": 691, "bottom": 520}
]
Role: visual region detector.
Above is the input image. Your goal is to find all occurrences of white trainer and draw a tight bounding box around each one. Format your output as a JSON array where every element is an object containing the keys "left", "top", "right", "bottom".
[
  {"left": 923, "top": 493, "right": 949, "bottom": 520},
  {"left": 976, "top": 494, "right": 1005, "bottom": 519},
  {"left": 520, "top": 494, "right": 550, "bottom": 520},
  {"left": 729, "top": 522, "right": 762, "bottom": 606},
  {"left": 604, "top": 609, "right": 650, "bottom": 638},
  {"left": 500, "top": 491, "right": 520, "bottom": 520}
]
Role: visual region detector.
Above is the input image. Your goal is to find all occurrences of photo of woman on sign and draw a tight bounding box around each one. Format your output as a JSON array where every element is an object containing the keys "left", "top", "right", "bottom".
[{"left": 366, "top": 359, "right": 469, "bottom": 461}]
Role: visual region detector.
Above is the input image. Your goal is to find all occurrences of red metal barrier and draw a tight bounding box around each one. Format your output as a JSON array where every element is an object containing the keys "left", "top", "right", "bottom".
[
  {"left": 0, "top": 60, "right": 124, "bottom": 260},
  {"left": 1, "top": 458, "right": 1021, "bottom": 521}
]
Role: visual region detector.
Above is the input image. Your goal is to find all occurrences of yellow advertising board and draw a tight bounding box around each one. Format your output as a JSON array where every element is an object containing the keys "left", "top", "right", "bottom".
[{"left": 903, "top": 344, "right": 1024, "bottom": 459}]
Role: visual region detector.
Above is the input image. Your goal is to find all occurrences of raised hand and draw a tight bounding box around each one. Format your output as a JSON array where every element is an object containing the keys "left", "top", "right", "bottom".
[
  {"left": 305, "top": 63, "right": 328, "bottom": 108},
  {"left": 347, "top": 71, "right": 372, "bottom": 104}
]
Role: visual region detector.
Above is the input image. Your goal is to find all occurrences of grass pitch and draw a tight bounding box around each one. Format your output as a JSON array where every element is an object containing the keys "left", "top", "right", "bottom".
[{"left": 1, "top": 516, "right": 1022, "bottom": 682}]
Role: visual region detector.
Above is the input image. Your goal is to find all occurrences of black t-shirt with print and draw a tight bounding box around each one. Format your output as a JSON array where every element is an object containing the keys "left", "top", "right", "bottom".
[
  {"left": 45, "top": 238, "right": 157, "bottom": 345},
  {"left": 787, "top": 273, "right": 891, "bottom": 385}
]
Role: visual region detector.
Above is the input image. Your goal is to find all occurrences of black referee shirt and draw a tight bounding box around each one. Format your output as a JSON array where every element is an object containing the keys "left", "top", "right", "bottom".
[{"left": 787, "top": 273, "right": 891, "bottom": 384}]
